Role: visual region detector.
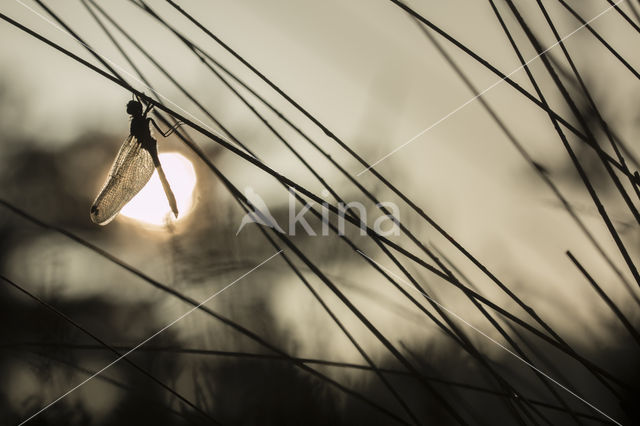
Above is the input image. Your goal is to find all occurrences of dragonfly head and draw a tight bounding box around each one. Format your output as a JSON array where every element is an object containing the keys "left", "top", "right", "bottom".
[{"left": 126, "top": 100, "right": 143, "bottom": 118}]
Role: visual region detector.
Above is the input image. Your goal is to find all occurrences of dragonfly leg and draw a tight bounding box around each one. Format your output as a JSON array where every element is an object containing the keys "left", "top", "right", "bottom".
[
  {"left": 162, "top": 121, "right": 183, "bottom": 137},
  {"left": 150, "top": 118, "right": 183, "bottom": 138},
  {"left": 143, "top": 102, "right": 154, "bottom": 116}
]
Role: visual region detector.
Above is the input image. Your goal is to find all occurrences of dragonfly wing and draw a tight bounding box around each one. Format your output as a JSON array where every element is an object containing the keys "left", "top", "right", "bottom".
[{"left": 90, "top": 135, "right": 155, "bottom": 225}]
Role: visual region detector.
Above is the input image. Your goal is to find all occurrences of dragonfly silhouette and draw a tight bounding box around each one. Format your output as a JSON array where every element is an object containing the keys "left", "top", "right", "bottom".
[{"left": 90, "top": 96, "right": 182, "bottom": 225}]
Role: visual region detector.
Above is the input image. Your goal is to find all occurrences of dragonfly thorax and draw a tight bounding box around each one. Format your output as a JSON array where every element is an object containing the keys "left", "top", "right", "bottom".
[{"left": 130, "top": 115, "right": 153, "bottom": 141}]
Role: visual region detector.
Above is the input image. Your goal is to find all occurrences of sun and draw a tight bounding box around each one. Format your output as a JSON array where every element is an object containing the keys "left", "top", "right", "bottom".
[{"left": 120, "top": 152, "right": 197, "bottom": 226}]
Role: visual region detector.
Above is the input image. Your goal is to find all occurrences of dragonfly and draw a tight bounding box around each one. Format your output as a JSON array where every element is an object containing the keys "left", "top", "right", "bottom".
[{"left": 90, "top": 96, "right": 182, "bottom": 225}]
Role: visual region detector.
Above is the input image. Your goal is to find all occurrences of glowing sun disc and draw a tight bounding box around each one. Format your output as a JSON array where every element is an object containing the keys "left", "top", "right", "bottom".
[{"left": 120, "top": 152, "right": 196, "bottom": 226}]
